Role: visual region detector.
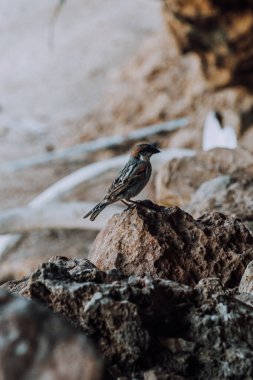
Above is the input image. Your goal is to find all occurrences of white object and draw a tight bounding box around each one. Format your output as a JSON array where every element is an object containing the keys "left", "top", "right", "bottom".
[{"left": 202, "top": 111, "right": 237, "bottom": 151}]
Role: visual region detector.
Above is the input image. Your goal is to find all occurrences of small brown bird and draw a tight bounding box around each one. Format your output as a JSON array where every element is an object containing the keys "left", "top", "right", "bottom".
[{"left": 83, "top": 143, "right": 160, "bottom": 221}]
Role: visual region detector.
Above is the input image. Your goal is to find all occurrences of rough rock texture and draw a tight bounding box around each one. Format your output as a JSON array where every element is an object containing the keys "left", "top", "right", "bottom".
[
  {"left": 237, "top": 261, "right": 253, "bottom": 308},
  {"left": 0, "top": 287, "right": 102, "bottom": 380},
  {"left": 239, "top": 260, "right": 253, "bottom": 295},
  {"left": 187, "top": 164, "right": 253, "bottom": 232},
  {"left": 4, "top": 257, "right": 253, "bottom": 379},
  {"left": 163, "top": 0, "right": 253, "bottom": 87},
  {"left": 155, "top": 148, "right": 253, "bottom": 207},
  {"left": 89, "top": 201, "right": 253, "bottom": 288}
]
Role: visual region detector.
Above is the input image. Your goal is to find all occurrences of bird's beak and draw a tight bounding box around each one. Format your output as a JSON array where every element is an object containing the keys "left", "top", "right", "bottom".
[{"left": 152, "top": 146, "right": 160, "bottom": 154}]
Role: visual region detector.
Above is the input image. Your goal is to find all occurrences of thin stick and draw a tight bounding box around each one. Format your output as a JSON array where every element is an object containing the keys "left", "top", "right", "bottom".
[
  {"left": 0, "top": 202, "right": 123, "bottom": 234},
  {"left": 0, "top": 118, "right": 189, "bottom": 173}
]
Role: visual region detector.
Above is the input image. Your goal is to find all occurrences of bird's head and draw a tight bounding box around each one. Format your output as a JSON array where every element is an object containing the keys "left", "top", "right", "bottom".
[{"left": 131, "top": 143, "right": 160, "bottom": 161}]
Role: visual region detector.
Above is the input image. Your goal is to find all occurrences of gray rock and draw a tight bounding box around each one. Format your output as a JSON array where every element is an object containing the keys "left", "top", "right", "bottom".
[
  {"left": 4, "top": 256, "right": 253, "bottom": 379},
  {"left": 0, "top": 286, "right": 102, "bottom": 380},
  {"left": 187, "top": 165, "right": 253, "bottom": 232}
]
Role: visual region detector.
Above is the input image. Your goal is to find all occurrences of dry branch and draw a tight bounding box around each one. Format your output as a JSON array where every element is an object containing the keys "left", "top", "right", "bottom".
[
  {"left": 0, "top": 202, "right": 123, "bottom": 234},
  {"left": 0, "top": 117, "right": 189, "bottom": 173}
]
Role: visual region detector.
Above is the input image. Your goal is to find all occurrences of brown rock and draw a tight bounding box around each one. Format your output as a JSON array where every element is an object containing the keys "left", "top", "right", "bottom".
[
  {"left": 4, "top": 256, "right": 253, "bottom": 379},
  {"left": 187, "top": 164, "right": 253, "bottom": 231},
  {"left": 88, "top": 201, "right": 253, "bottom": 288},
  {"left": 0, "top": 287, "right": 102, "bottom": 380},
  {"left": 163, "top": 0, "right": 253, "bottom": 87},
  {"left": 155, "top": 148, "right": 253, "bottom": 207}
]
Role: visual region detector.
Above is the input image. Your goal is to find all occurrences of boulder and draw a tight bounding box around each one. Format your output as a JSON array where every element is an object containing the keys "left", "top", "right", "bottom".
[
  {"left": 88, "top": 201, "right": 253, "bottom": 288},
  {"left": 187, "top": 164, "right": 253, "bottom": 232},
  {"left": 163, "top": 0, "right": 253, "bottom": 87},
  {"left": 0, "top": 287, "right": 102, "bottom": 380},
  {"left": 4, "top": 256, "right": 253, "bottom": 379},
  {"left": 155, "top": 148, "right": 253, "bottom": 207}
]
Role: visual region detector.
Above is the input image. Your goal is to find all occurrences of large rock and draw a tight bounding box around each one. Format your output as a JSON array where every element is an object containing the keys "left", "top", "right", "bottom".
[
  {"left": 0, "top": 287, "right": 102, "bottom": 380},
  {"left": 88, "top": 201, "right": 253, "bottom": 288},
  {"left": 155, "top": 148, "right": 253, "bottom": 207},
  {"left": 4, "top": 257, "right": 253, "bottom": 379},
  {"left": 163, "top": 0, "right": 253, "bottom": 87},
  {"left": 187, "top": 164, "right": 253, "bottom": 231}
]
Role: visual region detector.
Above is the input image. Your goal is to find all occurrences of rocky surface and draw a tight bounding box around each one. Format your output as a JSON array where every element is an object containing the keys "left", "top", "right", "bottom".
[
  {"left": 4, "top": 256, "right": 253, "bottom": 379},
  {"left": 163, "top": 0, "right": 253, "bottom": 88},
  {"left": 236, "top": 261, "right": 253, "bottom": 308},
  {"left": 239, "top": 260, "right": 253, "bottom": 295},
  {"left": 0, "top": 286, "right": 102, "bottom": 380},
  {"left": 88, "top": 201, "right": 253, "bottom": 288},
  {"left": 187, "top": 164, "right": 253, "bottom": 232},
  {"left": 155, "top": 148, "right": 253, "bottom": 207}
]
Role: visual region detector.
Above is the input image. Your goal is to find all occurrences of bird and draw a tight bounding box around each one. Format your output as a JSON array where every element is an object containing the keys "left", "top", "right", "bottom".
[{"left": 83, "top": 143, "right": 160, "bottom": 221}]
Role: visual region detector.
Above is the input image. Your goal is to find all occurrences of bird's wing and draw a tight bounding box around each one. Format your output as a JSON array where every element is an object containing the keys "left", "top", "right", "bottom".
[{"left": 106, "top": 159, "right": 148, "bottom": 199}]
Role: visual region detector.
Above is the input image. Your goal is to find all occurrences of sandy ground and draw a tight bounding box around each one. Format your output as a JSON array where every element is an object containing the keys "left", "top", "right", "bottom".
[{"left": 0, "top": 0, "right": 163, "bottom": 281}]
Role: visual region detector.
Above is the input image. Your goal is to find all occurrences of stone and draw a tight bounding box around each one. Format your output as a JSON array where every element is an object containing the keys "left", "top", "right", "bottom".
[
  {"left": 0, "top": 287, "right": 102, "bottom": 380},
  {"left": 88, "top": 201, "right": 253, "bottom": 288},
  {"left": 163, "top": 0, "right": 253, "bottom": 88},
  {"left": 187, "top": 165, "right": 253, "bottom": 232},
  {"left": 239, "top": 260, "right": 253, "bottom": 295},
  {"left": 155, "top": 148, "right": 253, "bottom": 207},
  {"left": 4, "top": 256, "right": 253, "bottom": 379}
]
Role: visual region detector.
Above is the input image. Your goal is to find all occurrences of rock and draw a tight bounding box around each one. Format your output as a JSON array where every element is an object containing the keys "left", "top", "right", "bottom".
[
  {"left": 187, "top": 165, "right": 253, "bottom": 231},
  {"left": 88, "top": 201, "right": 253, "bottom": 288},
  {"left": 241, "top": 127, "right": 253, "bottom": 154},
  {"left": 239, "top": 260, "right": 253, "bottom": 294},
  {"left": 237, "top": 260, "right": 253, "bottom": 308},
  {"left": 163, "top": 0, "right": 253, "bottom": 87},
  {"left": 155, "top": 148, "right": 253, "bottom": 207},
  {"left": 0, "top": 287, "right": 102, "bottom": 380},
  {"left": 4, "top": 256, "right": 253, "bottom": 379}
]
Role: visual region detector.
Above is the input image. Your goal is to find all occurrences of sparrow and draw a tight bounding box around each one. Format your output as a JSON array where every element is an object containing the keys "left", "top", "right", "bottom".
[{"left": 83, "top": 143, "right": 160, "bottom": 221}]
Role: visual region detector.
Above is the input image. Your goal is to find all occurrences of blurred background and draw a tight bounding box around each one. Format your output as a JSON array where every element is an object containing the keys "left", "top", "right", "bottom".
[{"left": 0, "top": 0, "right": 253, "bottom": 282}]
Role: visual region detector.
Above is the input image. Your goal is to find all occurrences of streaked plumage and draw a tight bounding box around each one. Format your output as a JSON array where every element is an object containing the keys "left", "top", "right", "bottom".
[{"left": 83, "top": 143, "right": 160, "bottom": 221}]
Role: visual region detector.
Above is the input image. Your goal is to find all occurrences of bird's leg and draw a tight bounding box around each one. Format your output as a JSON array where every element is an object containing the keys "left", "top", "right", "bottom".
[
  {"left": 128, "top": 199, "right": 151, "bottom": 209},
  {"left": 121, "top": 200, "right": 131, "bottom": 206},
  {"left": 121, "top": 199, "right": 135, "bottom": 211},
  {"left": 127, "top": 200, "right": 138, "bottom": 204}
]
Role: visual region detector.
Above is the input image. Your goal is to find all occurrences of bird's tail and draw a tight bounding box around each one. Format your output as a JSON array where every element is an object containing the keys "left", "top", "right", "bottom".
[{"left": 83, "top": 200, "right": 110, "bottom": 221}]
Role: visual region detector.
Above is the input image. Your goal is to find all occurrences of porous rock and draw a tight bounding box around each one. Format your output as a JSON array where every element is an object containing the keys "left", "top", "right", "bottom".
[
  {"left": 0, "top": 286, "right": 102, "bottom": 380},
  {"left": 187, "top": 164, "right": 253, "bottom": 232},
  {"left": 4, "top": 256, "right": 253, "bottom": 379},
  {"left": 239, "top": 260, "right": 253, "bottom": 295},
  {"left": 155, "top": 148, "right": 253, "bottom": 207},
  {"left": 163, "top": 0, "right": 253, "bottom": 87},
  {"left": 236, "top": 260, "right": 253, "bottom": 308},
  {"left": 89, "top": 201, "right": 253, "bottom": 288}
]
